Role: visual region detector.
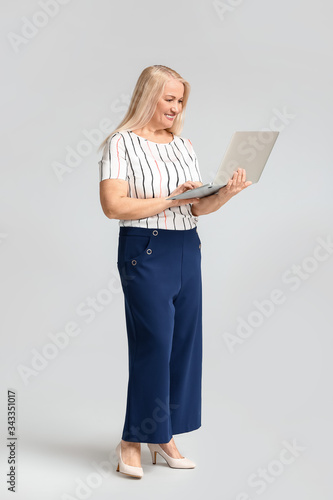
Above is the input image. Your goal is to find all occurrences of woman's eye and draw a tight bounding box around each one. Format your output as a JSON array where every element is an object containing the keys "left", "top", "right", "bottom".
[{"left": 166, "top": 99, "right": 183, "bottom": 103}]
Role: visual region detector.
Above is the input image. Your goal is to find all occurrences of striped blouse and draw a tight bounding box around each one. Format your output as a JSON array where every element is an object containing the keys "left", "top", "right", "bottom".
[{"left": 98, "top": 130, "right": 203, "bottom": 230}]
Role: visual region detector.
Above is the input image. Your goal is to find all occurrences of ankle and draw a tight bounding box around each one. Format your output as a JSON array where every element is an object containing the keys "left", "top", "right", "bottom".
[
  {"left": 160, "top": 438, "right": 175, "bottom": 447},
  {"left": 121, "top": 439, "right": 141, "bottom": 448}
]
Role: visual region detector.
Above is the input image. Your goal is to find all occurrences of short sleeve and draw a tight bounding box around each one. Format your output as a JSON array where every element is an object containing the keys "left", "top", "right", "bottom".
[
  {"left": 98, "top": 133, "right": 128, "bottom": 182},
  {"left": 188, "top": 139, "right": 203, "bottom": 183}
]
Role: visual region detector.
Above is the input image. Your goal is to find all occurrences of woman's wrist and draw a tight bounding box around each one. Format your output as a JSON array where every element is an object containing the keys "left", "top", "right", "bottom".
[
  {"left": 194, "top": 189, "right": 233, "bottom": 216},
  {"left": 216, "top": 188, "right": 232, "bottom": 205},
  {"left": 163, "top": 197, "right": 174, "bottom": 209}
]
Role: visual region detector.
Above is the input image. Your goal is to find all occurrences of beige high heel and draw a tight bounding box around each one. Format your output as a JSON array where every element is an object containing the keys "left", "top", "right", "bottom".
[
  {"left": 115, "top": 442, "right": 143, "bottom": 478},
  {"left": 147, "top": 443, "right": 196, "bottom": 469}
]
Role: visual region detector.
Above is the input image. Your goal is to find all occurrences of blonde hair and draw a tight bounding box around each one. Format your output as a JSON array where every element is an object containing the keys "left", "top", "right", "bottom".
[{"left": 97, "top": 65, "right": 191, "bottom": 152}]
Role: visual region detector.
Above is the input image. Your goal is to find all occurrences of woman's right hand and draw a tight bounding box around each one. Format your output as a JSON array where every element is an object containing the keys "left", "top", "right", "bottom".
[{"left": 166, "top": 181, "right": 201, "bottom": 207}]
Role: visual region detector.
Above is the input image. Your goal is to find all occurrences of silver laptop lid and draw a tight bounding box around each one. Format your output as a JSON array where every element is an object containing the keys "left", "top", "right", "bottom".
[{"left": 214, "top": 131, "right": 279, "bottom": 186}]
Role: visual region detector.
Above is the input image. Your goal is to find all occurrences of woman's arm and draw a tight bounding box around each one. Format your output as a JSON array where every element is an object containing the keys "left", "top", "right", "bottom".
[
  {"left": 191, "top": 168, "right": 252, "bottom": 216},
  {"left": 100, "top": 179, "right": 201, "bottom": 220}
]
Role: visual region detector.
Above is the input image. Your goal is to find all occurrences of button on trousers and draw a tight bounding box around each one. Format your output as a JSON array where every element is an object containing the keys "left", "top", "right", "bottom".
[{"left": 117, "top": 226, "right": 202, "bottom": 443}]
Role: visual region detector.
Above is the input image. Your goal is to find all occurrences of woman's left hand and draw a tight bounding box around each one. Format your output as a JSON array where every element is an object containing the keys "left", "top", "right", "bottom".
[{"left": 218, "top": 168, "right": 252, "bottom": 199}]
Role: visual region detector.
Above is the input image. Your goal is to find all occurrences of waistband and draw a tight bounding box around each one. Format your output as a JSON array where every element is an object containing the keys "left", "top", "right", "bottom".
[{"left": 119, "top": 226, "right": 197, "bottom": 237}]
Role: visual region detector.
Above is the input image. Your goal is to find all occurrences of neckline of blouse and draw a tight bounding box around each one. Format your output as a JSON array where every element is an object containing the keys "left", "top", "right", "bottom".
[{"left": 129, "top": 130, "right": 175, "bottom": 145}]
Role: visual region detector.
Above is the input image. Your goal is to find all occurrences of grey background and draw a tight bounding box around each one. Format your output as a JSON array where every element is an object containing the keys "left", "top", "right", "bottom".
[{"left": 1, "top": 0, "right": 332, "bottom": 498}]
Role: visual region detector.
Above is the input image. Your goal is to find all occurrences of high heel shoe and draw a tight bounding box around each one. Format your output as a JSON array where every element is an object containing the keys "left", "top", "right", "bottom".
[
  {"left": 115, "top": 442, "right": 143, "bottom": 478},
  {"left": 147, "top": 443, "right": 196, "bottom": 469}
]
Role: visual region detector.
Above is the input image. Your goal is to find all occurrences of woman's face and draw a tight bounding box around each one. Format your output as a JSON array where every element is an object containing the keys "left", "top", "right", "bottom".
[{"left": 153, "top": 79, "right": 184, "bottom": 127}]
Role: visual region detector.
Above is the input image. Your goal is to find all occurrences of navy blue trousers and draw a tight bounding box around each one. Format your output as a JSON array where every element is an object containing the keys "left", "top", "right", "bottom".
[{"left": 117, "top": 226, "right": 202, "bottom": 443}]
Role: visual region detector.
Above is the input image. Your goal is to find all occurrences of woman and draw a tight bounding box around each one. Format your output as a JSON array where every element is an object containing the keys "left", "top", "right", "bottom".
[{"left": 98, "top": 65, "right": 251, "bottom": 479}]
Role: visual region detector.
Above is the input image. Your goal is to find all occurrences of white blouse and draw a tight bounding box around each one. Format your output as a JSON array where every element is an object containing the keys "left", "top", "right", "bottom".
[{"left": 99, "top": 130, "right": 203, "bottom": 230}]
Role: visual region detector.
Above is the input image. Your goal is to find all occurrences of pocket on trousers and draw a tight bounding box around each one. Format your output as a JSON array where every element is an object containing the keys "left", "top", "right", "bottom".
[{"left": 119, "top": 234, "right": 153, "bottom": 264}]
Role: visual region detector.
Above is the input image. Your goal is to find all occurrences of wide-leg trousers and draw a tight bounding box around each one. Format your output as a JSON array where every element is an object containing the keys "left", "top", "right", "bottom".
[{"left": 117, "top": 226, "right": 202, "bottom": 443}]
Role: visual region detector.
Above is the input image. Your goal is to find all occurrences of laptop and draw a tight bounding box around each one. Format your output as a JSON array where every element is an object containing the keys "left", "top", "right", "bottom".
[{"left": 166, "top": 130, "right": 279, "bottom": 200}]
